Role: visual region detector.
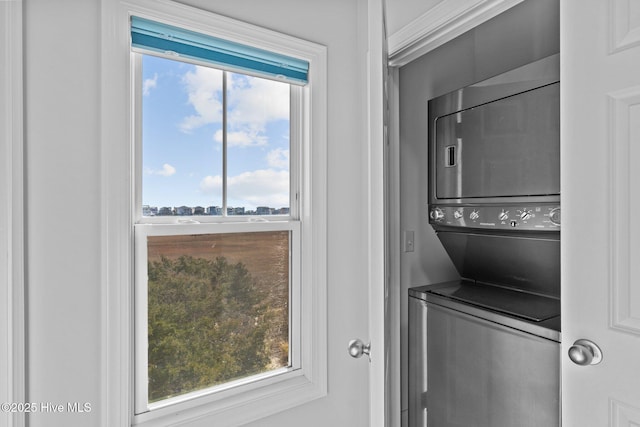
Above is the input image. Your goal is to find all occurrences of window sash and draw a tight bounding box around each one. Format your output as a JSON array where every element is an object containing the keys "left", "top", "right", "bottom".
[
  {"left": 132, "top": 53, "right": 301, "bottom": 224},
  {"left": 134, "top": 220, "right": 302, "bottom": 415}
]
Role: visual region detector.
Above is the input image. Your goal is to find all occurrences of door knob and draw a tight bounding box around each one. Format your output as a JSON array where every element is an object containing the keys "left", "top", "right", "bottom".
[
  {"left": 568, "top": 339, "right": 603, "bottom": 366},
  {"left": 348, "top": 339, "right": 370, "bottom": 360}
]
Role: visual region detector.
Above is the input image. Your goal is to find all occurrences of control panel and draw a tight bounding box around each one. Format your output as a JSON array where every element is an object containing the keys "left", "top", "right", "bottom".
[{"left": 429, "top": 205, "right": 561, "bottom": 231}]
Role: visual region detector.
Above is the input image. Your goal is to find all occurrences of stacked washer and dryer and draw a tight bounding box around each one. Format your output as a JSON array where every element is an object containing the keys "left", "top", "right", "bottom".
[{"left": 409, "top": 54, "right": 561, "bottom": 427}]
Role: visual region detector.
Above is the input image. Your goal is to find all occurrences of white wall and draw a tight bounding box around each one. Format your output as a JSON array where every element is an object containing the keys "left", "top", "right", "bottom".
[
  {"left": 25, "top": 1, "right": 101, "bottom": 426},
  {"left": 24, "top": 0, "right": 370, "bottom": 426},
  {"left": 397, "top": 0, "right": 559, "bottom": 423}
]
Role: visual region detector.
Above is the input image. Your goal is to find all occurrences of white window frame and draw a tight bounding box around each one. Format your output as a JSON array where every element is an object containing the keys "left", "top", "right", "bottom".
[{"left": 101, "top": 1, "right": 327, "bottom": 426}]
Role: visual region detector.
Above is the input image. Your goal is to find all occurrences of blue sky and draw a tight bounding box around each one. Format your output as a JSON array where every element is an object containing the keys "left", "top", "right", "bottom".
[{"left": 141, "top": 54, "right": 290, "bottom": 210}]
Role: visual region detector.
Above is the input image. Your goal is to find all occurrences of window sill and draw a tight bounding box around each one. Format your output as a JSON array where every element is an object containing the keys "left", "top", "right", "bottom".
[{"left": 133, "top": 368, "right": 325, "bottom": 427}]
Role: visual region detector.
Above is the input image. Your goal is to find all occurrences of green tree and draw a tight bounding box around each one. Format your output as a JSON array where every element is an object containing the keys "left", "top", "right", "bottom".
[{"left": 147, "top": 256, "right": 271, "bottom": 402}]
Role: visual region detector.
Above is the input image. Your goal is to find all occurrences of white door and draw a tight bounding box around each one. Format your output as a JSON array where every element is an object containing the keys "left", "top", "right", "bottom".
[{"left": 562, "top": 0, "right": 640, "bottom": 424}]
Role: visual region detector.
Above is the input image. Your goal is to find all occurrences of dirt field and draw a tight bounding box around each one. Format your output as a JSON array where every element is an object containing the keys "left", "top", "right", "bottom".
[{"left": 147, "top": 231, "right": 290, "bottom": 286}]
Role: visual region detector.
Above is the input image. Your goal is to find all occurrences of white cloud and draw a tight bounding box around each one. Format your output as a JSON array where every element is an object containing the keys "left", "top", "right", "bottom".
[
  {"left": 146, "top": 163, "right": 176, "bottom": 176},
  {"left": 180, "top": 66, "right": 223, "bottom": 133},
  {"left": 199, "top": 169, "right": 289, "bottom": 208},
  {"left": 213, "top": 129, "right": 268, "bottom": 147},
  {"left": 143, "top": 73, "right": 158, "bottom": 96},
  {"left": 180, "top": 67, "right": 289, "bottom": 140},
  {"left": 227, "top": 74, "right": 290, "bottom": 128},
  {"left": 267, "top": 148, "right": 289, "bottom": 169},
  {"left": 200, "top": 175, "right": 222, "bottom": 192}
]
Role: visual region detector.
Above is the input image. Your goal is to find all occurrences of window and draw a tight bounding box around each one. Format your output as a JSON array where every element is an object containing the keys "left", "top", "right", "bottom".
[
  {"left": 134, "top": 20, "right": 303, "bottom": 414},
  {"left": 102, "top": 4, "right": 329, "bottom": 425}
]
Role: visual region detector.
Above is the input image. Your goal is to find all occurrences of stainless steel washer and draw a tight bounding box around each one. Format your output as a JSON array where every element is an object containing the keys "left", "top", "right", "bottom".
[{"left": 409, "top": 281, "right": 560, "bottom": 427}]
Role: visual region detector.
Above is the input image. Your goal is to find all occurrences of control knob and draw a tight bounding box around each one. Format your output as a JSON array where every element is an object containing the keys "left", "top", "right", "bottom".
[
  {"left": 453, "top": 209, "right": 463, "bottom": 220},
  {"left": 469, "top": 210, "right": 480, "bottom": 221},
  {"left": 520, "top": 210, "right": 532, "bottom": 221},
  {"left": 549, "top": 207, "right": 561, "bottom": 225},
  {"left": 430, "top": 208, "right": 445, "bottom": 222},
  {"left": 498, "top": 210, "right": 509, "bottom": 221}
]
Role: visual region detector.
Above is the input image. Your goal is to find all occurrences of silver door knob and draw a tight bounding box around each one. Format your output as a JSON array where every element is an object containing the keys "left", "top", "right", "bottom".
[
  {"left": 568, "top": 339, "right": 603, "bottom": 366},
  {"left": 348, "top": 339, "right": 370, "bottom": 359}
]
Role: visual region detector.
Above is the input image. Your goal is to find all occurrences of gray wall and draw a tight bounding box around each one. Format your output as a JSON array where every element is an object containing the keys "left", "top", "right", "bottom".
[{"left": 398, "top": 0, "right": 560, "bottom": 422}]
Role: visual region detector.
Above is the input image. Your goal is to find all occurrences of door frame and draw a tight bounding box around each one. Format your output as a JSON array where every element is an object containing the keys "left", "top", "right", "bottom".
[
  {"left": 366, "top": 0, "right": 387, "bottom": 425},
  {"left": 0, "top": 2, "right": 26, "bottom": 427}
]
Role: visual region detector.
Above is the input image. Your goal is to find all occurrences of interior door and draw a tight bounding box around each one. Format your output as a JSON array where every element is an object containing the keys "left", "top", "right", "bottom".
[{"left": 562, "top": 1, "right": 640, "bottom": 424}]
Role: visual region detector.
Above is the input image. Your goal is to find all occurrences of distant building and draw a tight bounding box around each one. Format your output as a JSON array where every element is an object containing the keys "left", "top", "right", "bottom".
[
  {"left": 227, "top": 207, "right": 245, "bottom": 215},
  {"left": 176, "top": 206, "right": 193, "bottom": 216},
  {"left": 158, "top": 207, "right": 173, "bottom": 216},
  {"left": 207, "top": 206, "right": 222, "bottom": 215},
  {"left": 193, "top": 206, "right": 205, "bottom": 215},
  {"left": 275, "top": 207, "right": 290, "bottom": 215},
  {"left": 256, "top": 206, "right": 273, "bottom": 215}
]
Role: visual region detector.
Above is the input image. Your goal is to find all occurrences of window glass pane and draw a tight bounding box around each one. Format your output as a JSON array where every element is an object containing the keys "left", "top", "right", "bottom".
[
  {"left": 146, "top": 231, "right": 290, "bottom": 402},
  {"left": 141, "top": 55, "right": 224, "bottom": 216},
  {"left": 226, "top": 72, "right": 290, "bottom": 215}
]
